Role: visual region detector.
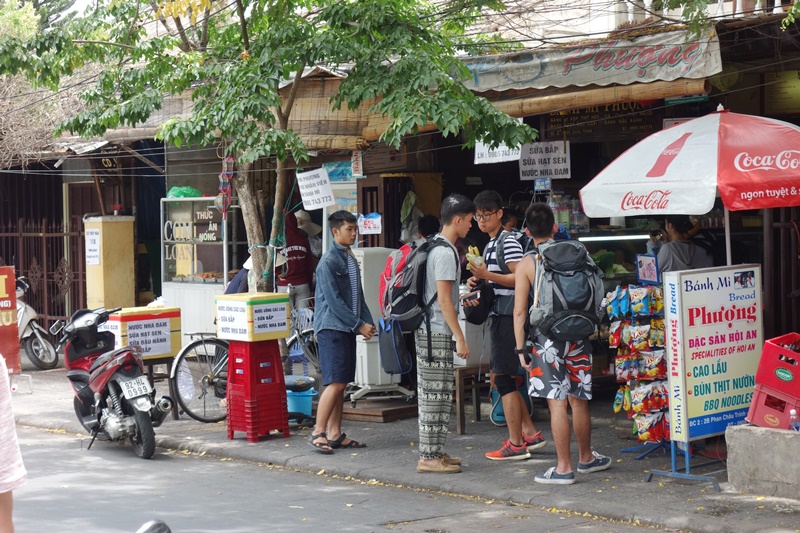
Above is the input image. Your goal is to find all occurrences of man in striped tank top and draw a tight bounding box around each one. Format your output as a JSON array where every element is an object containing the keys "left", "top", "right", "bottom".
[{"left": 466, "top": 190, "right": 546, "bottom": 461}]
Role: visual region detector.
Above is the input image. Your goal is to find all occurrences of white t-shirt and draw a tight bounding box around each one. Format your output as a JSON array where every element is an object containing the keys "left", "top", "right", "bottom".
[{"left": 421, "top": 235, "right": 460, "bottom": 336}]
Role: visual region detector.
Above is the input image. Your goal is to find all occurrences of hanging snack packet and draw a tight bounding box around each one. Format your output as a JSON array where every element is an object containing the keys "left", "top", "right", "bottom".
[
  {"left": 649, "top": 318, "right": 665, "bottom": 347},
  {"left": 605, "top": 287, "right": 620, "bottom": 319},
  {"left": 650, "top": 286, "right": 664, "bottom": 316},
  {"left": 641, "top": 348, "right": 667, "bottom": 380},
  {"left": 613, "top": 386, "right": 625, "bottom": 413},
  {"left": 629, "top": 285, "right": 651, "bottom": 316},
  {"left": 608, "top": 321, "right": 623, "bottom": 348},
  {"left": 619, "top": 286, "right": 630, "bottom": 316},
  {"left": 629, "top": 324, "right": 651, "bottom": 353},
  {"left": 615, "top": 353, "right": 631, "bottom": 382}
]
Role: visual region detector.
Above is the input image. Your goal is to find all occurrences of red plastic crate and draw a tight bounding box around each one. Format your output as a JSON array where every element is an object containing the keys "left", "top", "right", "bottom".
[
  {"left": 756, "top": 333, "right": 800, "bottom": 398},
  {"left": 746, "top": 383, "right": 800, "bottom": 429}
]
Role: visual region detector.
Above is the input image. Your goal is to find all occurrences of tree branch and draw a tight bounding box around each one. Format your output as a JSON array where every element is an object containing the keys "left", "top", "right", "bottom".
[
  {"left": 235, "top": 0, "right": 250, "bottom": 52},
  {"left": 279, "top": 68, "right": 305, "bottom": 129},
  {"left": 146, "top": 0, "right": 194, "bottom": 52},
  {"left": 72, "top": 39, "right": 136, "bottom": 50}
]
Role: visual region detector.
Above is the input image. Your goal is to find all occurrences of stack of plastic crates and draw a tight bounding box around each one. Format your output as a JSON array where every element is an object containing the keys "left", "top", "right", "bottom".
[
  {"left": 747, "top": 333, "right": 800, "bottom": 429},
  {"left": 226, "top": 340, "right": 290, "bottom": 442}
]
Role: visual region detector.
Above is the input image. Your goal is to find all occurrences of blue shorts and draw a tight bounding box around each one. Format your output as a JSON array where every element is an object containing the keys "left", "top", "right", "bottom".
[{"left": 317, "top": 329, "right": 357, "bottom": 386}]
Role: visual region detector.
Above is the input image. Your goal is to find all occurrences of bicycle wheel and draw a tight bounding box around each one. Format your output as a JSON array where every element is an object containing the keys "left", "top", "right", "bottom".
[
  {"left": 171, "top": 338, "right": 229, "bottom": 423},
  {"left": 287, "top": 329, "right": 320, "bottom": 385}
]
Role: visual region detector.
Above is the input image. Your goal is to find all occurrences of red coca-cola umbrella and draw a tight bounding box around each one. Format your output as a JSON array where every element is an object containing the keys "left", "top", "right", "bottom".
[{"left": 580, "top": 106, "right": 800, "bottom": 263}]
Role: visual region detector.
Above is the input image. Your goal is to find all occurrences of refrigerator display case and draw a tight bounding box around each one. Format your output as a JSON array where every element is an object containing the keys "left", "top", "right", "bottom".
[{"left": 160, "top": 197, "right": 246, "bottom": 335}]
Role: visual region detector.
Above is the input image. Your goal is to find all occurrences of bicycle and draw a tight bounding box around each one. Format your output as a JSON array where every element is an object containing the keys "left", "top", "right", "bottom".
[{"left": 169, "top": 292, "right": 319, "bottom": 423}]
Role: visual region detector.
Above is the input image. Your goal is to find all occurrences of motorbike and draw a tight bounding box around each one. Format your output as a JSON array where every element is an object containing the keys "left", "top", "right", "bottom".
[
  {"left": 50, "top": 307, "right": 173, "bottom": 459},
  {"left": 15, "top": 276, "right": 59, "bottom": 370}
]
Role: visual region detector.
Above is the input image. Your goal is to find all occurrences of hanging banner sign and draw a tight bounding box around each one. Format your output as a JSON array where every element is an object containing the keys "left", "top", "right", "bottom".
[
  {"left": 0, "top": 267, "right": 20, "bottom": 374},
  {"left": 357, "top": 213, "right": 382, "bottom": 235},
  {"left": 664, "top": 264, "right": 763, "bottom": 442},
  {"left": 297, "top": 168, "right": 336, "bottom": 211},
  {"left": 86, "top": 228, "right": 101, "bottom": 265},
  {"left": 474, "top": 140, "right": 521, "bottom": 164},
  {"left": 462, "top": 30, "right": 721, "bottom": 92},
  {"left": 519, "top": 141, "right": 571, "bottom": 180}
]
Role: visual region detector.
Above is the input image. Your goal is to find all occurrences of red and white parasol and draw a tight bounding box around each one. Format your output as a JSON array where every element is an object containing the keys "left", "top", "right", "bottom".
[{"left": 580, "top": 106, "right": 800, "bottom": 263}]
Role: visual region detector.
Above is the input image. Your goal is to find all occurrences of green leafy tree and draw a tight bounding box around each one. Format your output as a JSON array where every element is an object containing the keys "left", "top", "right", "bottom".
[
  {"left": 0, "top": 1, "right": 37, "bottom": 39},
  {"left": 1, "top": 0, "right": 540, "bottom": 289}
]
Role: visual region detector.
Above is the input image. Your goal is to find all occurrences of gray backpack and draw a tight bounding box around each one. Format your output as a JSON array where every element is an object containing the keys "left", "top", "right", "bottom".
[{"left": 529, "top": 240, "right": 604, "bottom": 341}]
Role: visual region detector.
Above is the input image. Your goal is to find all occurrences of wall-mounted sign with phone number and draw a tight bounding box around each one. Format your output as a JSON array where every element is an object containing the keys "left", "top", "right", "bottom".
[{"left": 297, "top": 168, "right": 336, "bottom": 211}]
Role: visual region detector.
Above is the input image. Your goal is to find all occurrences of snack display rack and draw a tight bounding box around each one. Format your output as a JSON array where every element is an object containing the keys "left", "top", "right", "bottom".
[{"left": 603, "top": 283, "right": 669, "bottom": 459}]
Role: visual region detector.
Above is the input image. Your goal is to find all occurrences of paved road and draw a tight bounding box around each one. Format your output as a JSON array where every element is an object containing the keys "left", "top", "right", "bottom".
[{"left": 13, "top": 426, "right": 664, "bottom": 533}]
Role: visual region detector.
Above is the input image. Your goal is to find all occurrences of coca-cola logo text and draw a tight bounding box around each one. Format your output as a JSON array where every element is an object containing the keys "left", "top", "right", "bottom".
[
  {"left": 621, "top": 190, "right": 671, "bottom": 211},
  {"left": 734, "top": 150, "right": 800, "bottom": 172}
]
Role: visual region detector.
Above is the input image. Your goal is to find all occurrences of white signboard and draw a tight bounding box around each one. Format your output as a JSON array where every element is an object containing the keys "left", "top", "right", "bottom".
[
  {"left": 474, "top": 140, "right": 521, "bottom": 165},
  {"left": 252, "top": 302, "right": 289, "bottom": 334},
  {"left": 664, "top": 265, "right": 762, "bottom": 442},
  {"left": 98, "top": 318, "right": 171, "bottom": 356},
  {"left": 126, "top": 318, "right": 171, "bottom": 356},
  {"left": 97, "top": 320, "right": 119, "bottom": 340},
  {"left": 216, "top": 300, "right": 250, "bottom": 341},
  {"left": 85, "top": 229, "right": 101, "bottom": 265},
  {"left": 297, "top": 168, "right": 336, "bottom": 211},
  {"left": 357, "top": 213, "right": 382, "bottom": 235},
  {"left": 519, "top": 141, "right": 571, "bottom": 181}
]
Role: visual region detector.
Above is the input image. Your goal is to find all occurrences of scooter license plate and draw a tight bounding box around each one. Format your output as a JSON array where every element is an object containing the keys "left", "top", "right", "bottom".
[{"left": 121, "top": 376, "right": 153, "bottom": 399}]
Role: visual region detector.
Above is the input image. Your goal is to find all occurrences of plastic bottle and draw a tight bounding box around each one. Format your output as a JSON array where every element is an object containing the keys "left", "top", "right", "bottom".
[
  {"left": 247, "top": 268, "right": 258, "bottom": 295},
  {"left": 790, "top": 409, "right": 800, "bottom": 431}
]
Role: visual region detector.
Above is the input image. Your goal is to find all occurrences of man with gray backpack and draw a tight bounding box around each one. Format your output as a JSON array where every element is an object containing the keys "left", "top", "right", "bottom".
[{"left": 513, "top": 203, "right": 611, "bottom": 485}]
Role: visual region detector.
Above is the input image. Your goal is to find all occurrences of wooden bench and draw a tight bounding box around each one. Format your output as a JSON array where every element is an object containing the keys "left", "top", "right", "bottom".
[{"left": 454, "top": 364, "right": 491, "bottom": 435}]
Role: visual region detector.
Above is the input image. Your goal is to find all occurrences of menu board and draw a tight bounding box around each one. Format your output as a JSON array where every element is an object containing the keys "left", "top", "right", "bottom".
[
  {"left": 543, "top": 103, "right": 663, "bottom": 142},
  {"left": 664, "top": 265, "right": 762, "bottom": 442}
]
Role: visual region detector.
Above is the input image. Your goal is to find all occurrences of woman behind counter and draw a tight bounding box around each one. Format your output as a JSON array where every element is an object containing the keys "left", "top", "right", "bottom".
[{"left": 657, "top": 215, "right": 714, "bottom": 273}]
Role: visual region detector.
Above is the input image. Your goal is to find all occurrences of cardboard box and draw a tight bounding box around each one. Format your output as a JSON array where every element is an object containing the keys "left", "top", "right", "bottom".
[
  {"left": 101, "top": 307, "right": 182, "bottom": 360},
  {"left": 756, "top": 333, "right": 800, "bottom": 398},
  {"left": 215, "top": 293, "right": 290, "bottom": 342}
]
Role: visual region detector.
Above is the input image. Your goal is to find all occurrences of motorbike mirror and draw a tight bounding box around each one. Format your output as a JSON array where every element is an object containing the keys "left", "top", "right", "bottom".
[{"left": 49, "top": 320, "right": 64, "bottom": 335}]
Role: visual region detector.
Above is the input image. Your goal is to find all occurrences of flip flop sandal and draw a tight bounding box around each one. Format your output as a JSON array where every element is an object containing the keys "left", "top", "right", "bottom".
[
  {"left": 308, "top": 432, "right": 334, "bottom": 454},
  {"left": 328, "top": 433, "right": 367, "bottom": 449}
]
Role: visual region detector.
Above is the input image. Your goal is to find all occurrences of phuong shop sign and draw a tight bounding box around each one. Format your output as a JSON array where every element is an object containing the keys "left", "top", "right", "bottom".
[{"left": 664, "top": 265, "right": 763, "bottom": 442}]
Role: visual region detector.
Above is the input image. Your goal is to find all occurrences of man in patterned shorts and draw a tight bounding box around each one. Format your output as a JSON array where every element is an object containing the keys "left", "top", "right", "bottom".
[{"left": 512, "top": 203, "right": 611, "bottom": 484}]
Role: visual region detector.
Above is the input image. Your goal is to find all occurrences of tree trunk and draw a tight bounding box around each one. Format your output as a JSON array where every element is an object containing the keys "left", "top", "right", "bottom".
[{"left": 233, "top": 159, "right": 273, "bottom": 292}]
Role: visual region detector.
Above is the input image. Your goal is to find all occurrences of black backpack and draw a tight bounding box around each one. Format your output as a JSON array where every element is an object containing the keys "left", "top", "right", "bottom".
[
  {"left": 496, "top": 230, "right": 534, "bottom": 275},
  {"left": 528, "top": 240, "right": 604, "bottom": 342}
]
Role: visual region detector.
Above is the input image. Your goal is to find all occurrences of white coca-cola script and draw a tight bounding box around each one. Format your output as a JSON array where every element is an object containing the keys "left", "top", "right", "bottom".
[
  {"left": 734, "top": 150, "right": 800, "bottom": 172},
  {"left": 621, "top": 190, "right": 671, "bottom": 211}
]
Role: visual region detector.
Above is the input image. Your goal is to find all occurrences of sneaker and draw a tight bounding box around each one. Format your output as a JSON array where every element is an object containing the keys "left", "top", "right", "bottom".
[
  {"left": 442, "top": 453, "right": 461, "bottom": 466},
  {"left": 522, "top": 432, "right": 547, "bottom": 452},
  {"left": 417, "top": 458, "right": 461, "bottom": 473},
  {"left": 577, "top": 451, "right": 612, "bottom": 474},
  {"left": 485, "top": 440, "right": 531, "bottom": 461},
  {"left": 534, "top": 467, "right": 576, "bottom": 485}
]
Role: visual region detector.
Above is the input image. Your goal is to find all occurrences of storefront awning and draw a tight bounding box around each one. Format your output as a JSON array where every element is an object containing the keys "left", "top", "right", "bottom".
[{"left": 461, "top": 29, "right": 722, "bottom": 93}]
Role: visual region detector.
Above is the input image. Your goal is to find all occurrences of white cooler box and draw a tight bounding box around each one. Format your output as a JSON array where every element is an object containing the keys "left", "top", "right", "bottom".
[{"left": 354, "top": 336, "right": 400, "bottom": 387}]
